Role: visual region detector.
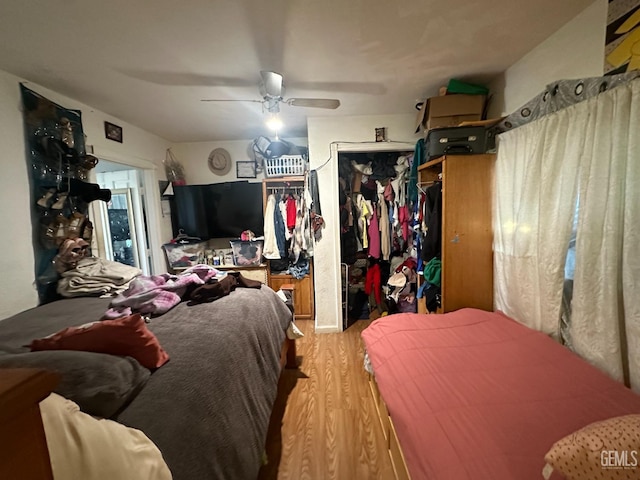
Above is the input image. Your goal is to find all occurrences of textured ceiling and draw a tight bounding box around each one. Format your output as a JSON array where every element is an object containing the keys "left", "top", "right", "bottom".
[{"left": 0, "top": 0, "right": 592, "bottom": 142}]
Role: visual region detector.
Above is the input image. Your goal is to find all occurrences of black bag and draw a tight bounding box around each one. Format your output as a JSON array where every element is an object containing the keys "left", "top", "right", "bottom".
[{"left": 425, "top": 126, "right": 495, "bottom": 160}]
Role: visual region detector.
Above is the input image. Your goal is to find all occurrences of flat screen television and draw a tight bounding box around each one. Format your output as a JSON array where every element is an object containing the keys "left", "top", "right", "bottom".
[{"left": 172, "top": 182, "right": 264, "bottom": 239}]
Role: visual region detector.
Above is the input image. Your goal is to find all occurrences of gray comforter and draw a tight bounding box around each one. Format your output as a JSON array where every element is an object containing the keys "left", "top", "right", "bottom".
[{"left": 0, "top": 286, "right": 292, "bottom": 480}]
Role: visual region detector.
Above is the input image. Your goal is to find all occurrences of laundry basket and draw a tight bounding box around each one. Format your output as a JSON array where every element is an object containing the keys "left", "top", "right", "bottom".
[{"left": 264, "top": 155, "right": 307, "bottom": 177}]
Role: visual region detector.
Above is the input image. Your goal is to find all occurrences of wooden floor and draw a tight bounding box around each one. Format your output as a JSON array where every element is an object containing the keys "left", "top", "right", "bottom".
[{"left": 258, "top": 319, "right": 394, "bottom": 480}]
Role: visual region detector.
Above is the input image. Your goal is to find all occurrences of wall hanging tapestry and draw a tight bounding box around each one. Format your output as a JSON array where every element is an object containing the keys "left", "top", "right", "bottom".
[{"left": 20, "top": 84, "right": 109, "bottom": 304}]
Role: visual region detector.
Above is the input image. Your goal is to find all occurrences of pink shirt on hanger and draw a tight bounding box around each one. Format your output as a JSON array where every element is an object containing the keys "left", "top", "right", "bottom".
[{"left": 368, "top": 208, "right": 381, "bottom": 259}]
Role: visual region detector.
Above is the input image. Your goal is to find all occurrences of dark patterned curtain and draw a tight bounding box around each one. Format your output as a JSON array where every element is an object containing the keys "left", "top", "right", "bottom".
[
  {"left": 494, "top": 71, "right": 640, "bottom": 134},
  {"left": 20, "top": 84, "right": 101, "bottom": 304}
]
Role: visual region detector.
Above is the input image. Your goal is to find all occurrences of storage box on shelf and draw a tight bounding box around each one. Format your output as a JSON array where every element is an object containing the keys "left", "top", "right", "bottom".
[
  {"left": 162, "top": 241, "right": 207, "bottom": 272},
  {"left": 264, "top": 155, "right": 307, "bottom": 178},
  {"left": 229, "top": 239, "right": 264, "bottom": 266},
  {"left": 415, "top": 94, "right": 486, "bottom": 133}
]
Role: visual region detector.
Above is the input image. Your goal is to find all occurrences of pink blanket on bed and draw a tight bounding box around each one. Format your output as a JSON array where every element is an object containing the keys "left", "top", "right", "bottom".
[
  {"left": 361, "top": 309, "right": 640, "bottom": 480},
  {"left": 104, "top": 265, "right": 223, "bottom": 318}
]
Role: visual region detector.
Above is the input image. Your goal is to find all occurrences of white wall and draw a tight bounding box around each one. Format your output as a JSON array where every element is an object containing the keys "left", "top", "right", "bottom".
[
  {"left": 0, "top": 69, "right": 171, "bottom": 319},
  {"left": 308, "top": 114, "right": 418, "bottom": 332},
  {"left": 489, "top": 0, "right": 607, "bottom": 117},
  {"left": 170, "top": 137, "right": 308, "bottom": 185}
]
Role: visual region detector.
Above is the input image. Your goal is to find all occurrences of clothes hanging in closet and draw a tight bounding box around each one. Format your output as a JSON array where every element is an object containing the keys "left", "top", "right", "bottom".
[
  {"left": 421, "top": 182, "right": 442, "bottom": 263},
  {"left": 263, "top": 194, "right": 279, "bottom": 259},
  {"left": 262, "top": 186, "right": 314, "bottom": 270},
  {"left": 338, "top": 151, "right": 418, "bottom": 320}
]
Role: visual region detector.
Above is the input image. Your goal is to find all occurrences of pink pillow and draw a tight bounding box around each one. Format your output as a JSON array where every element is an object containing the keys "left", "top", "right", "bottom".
[
  {"left": 30, "top": 314, "right": 169, "bottom": 369},
  {"left": 544, "top": 414, "right": 640, "bottom": 480}
]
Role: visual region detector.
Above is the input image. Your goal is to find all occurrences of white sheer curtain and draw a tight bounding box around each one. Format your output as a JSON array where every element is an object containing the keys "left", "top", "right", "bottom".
[
  {"left": 493, "top": 105, "right": 586, "bottom": 337},
  {"left": 570, "top": 80, "right": 640, "bottom": 389},
  {"left": 495, "top": 79, "right": 640, "bottom": 390}
]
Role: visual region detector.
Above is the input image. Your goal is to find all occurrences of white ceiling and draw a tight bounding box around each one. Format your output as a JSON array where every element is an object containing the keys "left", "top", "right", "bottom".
[{"left": 0, "top": 0, "right": 592, "bottom": 143}]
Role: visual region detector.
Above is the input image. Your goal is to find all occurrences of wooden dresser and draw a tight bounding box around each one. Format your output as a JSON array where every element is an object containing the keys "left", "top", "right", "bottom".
[{"left": 0, "top": 368, "right": 59, "bottom": 480}]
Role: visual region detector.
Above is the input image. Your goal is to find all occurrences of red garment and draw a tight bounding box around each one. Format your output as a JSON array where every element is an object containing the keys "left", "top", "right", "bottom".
[
  {"left": 368, "top": 209, "right": 381, "bottom": 259},
  {"left": 399, "top": 204, "right": 410, "bottom": 242},
  {"left": 396, "top": 257, "right": 417, "bottom": 273},
  {"left": 364, "top": 263, "right": 382, "bottom": 307},
  {"left": 286, "top": 196, "right": 297, "bottom": 230}
]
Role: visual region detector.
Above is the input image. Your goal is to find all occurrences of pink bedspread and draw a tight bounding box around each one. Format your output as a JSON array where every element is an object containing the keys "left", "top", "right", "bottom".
[{"left": 361, "top": 309, "right": 640, "bottom": 480}]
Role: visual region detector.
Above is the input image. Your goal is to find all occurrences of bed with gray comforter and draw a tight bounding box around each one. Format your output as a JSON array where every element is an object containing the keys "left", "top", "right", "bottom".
[{"left": 0, "top": 285, "right": 292, "bottom": 480}]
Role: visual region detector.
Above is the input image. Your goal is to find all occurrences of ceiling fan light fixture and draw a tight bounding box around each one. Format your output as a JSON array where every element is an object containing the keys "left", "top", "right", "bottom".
[
  {"left": 265, "top": 97, "right": 280, "bottom": 113},
  {"left": 260, "top": 71, "right": 284, "bottom": 98},
  {"left": 201, "top": 71, "right": 342, "bottom": 115},
  {"left": 266, "top": 114, "right": 283, "bottom": 132}
]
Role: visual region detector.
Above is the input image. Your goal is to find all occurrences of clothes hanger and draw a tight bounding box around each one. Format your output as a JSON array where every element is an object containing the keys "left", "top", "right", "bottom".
[{"left": 173, "top": 229, "right": 201, "bottom": 243}]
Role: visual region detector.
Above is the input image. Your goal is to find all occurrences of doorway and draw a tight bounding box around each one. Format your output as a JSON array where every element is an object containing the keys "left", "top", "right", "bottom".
[
  {"left": 94, "top": 160, "right": 151, "bottom": 275},
  {"left": 102, "top": 188, "right": 140, "bottom": 267},
  {"left": 333, "top": 142, "right": 414, "bottom": 330}
]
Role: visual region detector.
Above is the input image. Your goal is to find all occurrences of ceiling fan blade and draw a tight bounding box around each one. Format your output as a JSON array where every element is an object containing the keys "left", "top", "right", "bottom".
[
  {"left": 200, "top": 99, "right": 263, "bottom": 103},
  {"left": 260, "top": 71, "right": 284, "bottom": 98},
  {"left": 286, "top": 98, "right": 341, "bottom": 109},
  {"left": 116, "top": 68, "right": 254, "bottom": 87}
]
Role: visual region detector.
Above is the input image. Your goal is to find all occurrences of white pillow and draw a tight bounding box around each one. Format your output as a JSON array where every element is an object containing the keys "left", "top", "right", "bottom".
[{"left": 40, "top": 393, "right": 172, "bottom": 480}]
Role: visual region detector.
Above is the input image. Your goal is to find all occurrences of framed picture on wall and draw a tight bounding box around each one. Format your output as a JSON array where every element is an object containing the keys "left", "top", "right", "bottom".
[
  {"left": 104, "top": 121, "right": 123, "bottom": 143},
  {"left": 236, "top": 161, "right": 256, "bottom": 178}
]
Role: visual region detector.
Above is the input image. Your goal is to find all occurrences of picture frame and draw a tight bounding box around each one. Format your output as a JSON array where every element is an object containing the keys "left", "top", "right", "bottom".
[
  {"left": 104, "top": 121, "right": 123, "bottom": 143},
  {"left": 236, "top": 161, "right": 256, "bottom": 179}
]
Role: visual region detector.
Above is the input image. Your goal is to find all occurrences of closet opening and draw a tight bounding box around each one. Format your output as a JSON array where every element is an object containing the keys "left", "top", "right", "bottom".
[{"left": 336, "top": 144, "right": 414, "bottom": 330}]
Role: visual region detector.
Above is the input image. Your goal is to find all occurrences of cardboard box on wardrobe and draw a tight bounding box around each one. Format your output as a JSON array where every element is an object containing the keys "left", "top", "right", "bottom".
[{"left": 414, "top": 94, "right": 486, "bottom": 133}]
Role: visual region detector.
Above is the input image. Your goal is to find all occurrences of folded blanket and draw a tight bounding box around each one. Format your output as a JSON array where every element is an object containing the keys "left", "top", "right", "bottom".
[{"left": 58, "top": 257, "right": 141, "bottom": 298}]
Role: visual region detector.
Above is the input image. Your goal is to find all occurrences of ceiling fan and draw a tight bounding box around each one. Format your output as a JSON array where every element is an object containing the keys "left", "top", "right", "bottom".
[{"left": 201, "top": 71, "right": 341, "bottom": 113}]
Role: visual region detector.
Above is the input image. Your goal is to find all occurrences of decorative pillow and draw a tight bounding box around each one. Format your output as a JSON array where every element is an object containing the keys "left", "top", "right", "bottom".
[
  {"left": 0, "top": 350, "right": 149, "bottom": 418},
  {"left": 544, "top": 414, "right": 640, "bottom": 480},
  {"left": 29, "top": 313, "right": 169, "bottom": 369},
  {"left": 41, "top": 393, "right": 172, "bottom": 480}
]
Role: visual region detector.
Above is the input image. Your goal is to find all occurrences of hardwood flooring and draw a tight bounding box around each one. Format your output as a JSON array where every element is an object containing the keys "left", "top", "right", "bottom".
[{"left": 258, "top": 319, "right": 394, "bottom": 480}]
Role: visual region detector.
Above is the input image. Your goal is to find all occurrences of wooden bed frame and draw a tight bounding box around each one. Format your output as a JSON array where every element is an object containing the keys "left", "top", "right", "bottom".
[
  {"left": 280, "top": 338, "right": 297, "bottom": 369},
  {"left": 1, "top": 335, "right": 297, "bottom": 480},
  {"left": 0, "top": 278, "right": 298, "bottom": 479},
  {"left": 0, "top": 368, "right": 58, "bottom": 480},
  {"left": 368, "top": 373, "right": 411, "bottom": 480}
]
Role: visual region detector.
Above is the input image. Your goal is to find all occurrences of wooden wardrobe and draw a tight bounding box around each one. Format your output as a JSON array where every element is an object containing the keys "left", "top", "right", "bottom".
[{"left": 417, "top": 154, "right": 495, "bottom": 313}]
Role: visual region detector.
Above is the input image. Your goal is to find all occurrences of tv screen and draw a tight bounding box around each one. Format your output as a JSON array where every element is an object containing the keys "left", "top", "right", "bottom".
[{"left": 173, "top": 182, "right": 264, "bottom": 239}]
